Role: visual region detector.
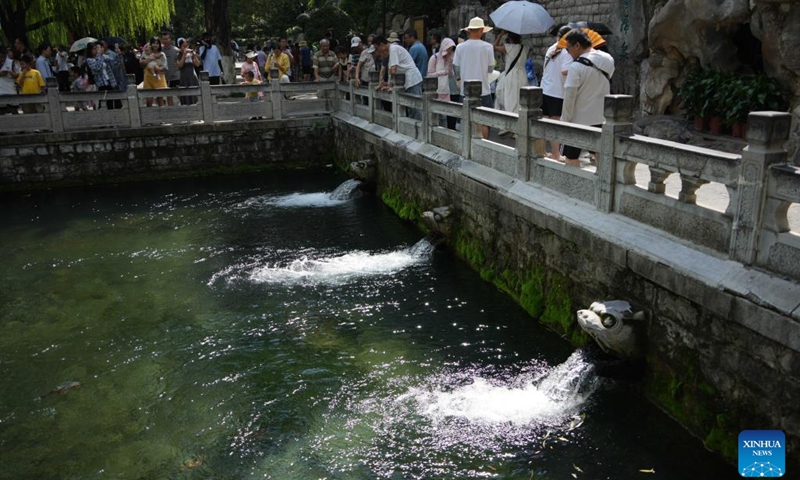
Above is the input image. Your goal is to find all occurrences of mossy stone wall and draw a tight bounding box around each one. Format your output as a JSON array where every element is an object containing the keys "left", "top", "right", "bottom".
[{"left": 334, "top": 117, "right": 800, "bottom": 470}]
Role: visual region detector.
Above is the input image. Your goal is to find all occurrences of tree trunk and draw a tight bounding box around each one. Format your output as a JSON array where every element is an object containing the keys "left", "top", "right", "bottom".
[
  {"left": 0, "top": 7, "right": 29, "bottom": 48},
  {"left": 204, "top": 0, "right": 231, "bottom": 55},
  {"left": 204, "top": 0, "right": 234, "bottom": 83}
]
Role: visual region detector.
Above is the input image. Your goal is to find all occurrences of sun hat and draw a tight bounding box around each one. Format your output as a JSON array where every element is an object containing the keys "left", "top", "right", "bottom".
[
  {"left": 488, "top": 69, "right": 501, "bottom": 84},
  {"left": 387, "top": 32, "right": 401, "bottom": 43},
  {"left": 245, "top": 51, "right": 257, "bottom": 58},
  {"left": 440, "top": 37, "right": 456, "bottom": 56},
  {"left": 299, "top": 40, "right": 308, "bottom": 47},
  {"left": 351, "top": 36, "right": 362, "bottom": 47},
  {"left": 461, "top": 17, "right": 493, "bottom": 33}
]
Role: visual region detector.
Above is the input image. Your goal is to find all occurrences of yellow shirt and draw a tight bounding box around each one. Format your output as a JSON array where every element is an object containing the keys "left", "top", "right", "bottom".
[
  {"left": 266, "top": 53, "right": 290, "bottom": 78},
  {"left": 17, "top": 68, "right": 45, "bottom": 94}
]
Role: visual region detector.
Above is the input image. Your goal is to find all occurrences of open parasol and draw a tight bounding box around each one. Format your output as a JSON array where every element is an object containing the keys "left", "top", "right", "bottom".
[{"left": 489, "top": 1, "right": 555, "bottom": 35}]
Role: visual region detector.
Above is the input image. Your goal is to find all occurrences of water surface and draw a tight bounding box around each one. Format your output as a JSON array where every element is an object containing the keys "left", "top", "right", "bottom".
[{"left": 0, "top": 170, "right": 731, "bottom": 479}]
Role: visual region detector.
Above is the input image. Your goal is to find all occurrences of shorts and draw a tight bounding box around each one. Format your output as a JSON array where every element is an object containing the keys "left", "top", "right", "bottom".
[
  {"left": 542, "top": 94, "right": 564, "bottom": 117},
  {"left": 563, "top": 123, "right": 602, "bottom": 160},
  {"left": 480, "top": 94, "right": 493, "bottom": 108},
  {"left": 169, "top": 79, "right": 181, "bottom": 88},
  {"left": 302, "top": 65, "right": 312, "bottom": 76}
]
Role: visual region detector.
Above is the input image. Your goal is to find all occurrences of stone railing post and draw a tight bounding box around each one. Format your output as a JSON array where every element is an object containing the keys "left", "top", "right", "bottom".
[
  {"left": 45, "top": 77, "right": 63, "bottom": 132},
  {"left": 461, "top": 81, "right": 482, "bottom": 161},
  {"left": 729, "top": 111, "right": 791, "bottom": 264},
  {"left": 368, "top": 71, "right": 379, "bottom": 124},
  {"left": 421, "top": 76, "right": 438, "bottom": 143},
  {"left": 199, "top": 71, "right": 214, "bottom": 124},
  {"left": 517, "top": 87, "right": 543, "bottom": 181},
  {"left": 597, "top": 95, "right": 634, "bottom": 213},
  {"left": 348, "top": 78, "right": 356, "bottom": 115},
  {"left": 125, "top": 74, "right": 141, "bottom": 128},
  {"left": 269, "top": 68, "right": 283, "bottom": 120},
  {"left": 391, "top": 73, "right": 406, "bottom": 132}
]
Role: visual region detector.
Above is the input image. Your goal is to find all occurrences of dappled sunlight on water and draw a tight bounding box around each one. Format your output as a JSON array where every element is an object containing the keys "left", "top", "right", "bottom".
[{"left": 0, "top": 172, "right": 732, "bottom": 480}]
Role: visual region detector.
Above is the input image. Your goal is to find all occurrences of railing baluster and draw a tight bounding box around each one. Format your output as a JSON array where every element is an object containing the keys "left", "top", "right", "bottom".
[
  {"left": 517, "top": 87, "right": 543, "bottom": 181},
  {"left": 199, "top": 71, "right": 213, "bottom": 124},
  {"left": 461, "top": 81, "right": 482, "bottom": 161},
  {"left": 729, "top": 111, "right": 792, "bottom": 264},
  {"left": 597, "top": 95, "right": 634, "bottom": 212},
  {"left": 421, "top": 77, "right": 438, "bottom": 143},
  {"left": 368, "top": 71, "right": 379, "bottom": 124},
  {"left": 46, "top": 77, "right": 63, "bottom": 133},
  {"left": 126, "top": 74, "right": 141, "bottom": 128}
]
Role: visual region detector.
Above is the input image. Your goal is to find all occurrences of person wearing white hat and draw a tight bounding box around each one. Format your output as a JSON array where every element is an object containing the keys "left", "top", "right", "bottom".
[
  {"left": 241, "top": 50, "right": 263, "bottom": 82},
  {"left": 453, "top": 16, "right": 495, "bottom": 139}
]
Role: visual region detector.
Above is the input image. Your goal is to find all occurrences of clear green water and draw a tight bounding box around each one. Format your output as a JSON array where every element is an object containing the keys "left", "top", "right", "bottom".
[{"left": 0, "top": 170, "right": 731, "bottom": 479}]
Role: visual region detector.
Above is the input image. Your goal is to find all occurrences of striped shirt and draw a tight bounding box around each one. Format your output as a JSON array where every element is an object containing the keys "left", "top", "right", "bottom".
[{"left": 313, "top": 50, "right": 337, "bottom": 79}]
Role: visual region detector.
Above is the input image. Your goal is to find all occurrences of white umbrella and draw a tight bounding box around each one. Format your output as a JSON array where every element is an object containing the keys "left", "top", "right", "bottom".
[
  {"left": 70, "top": 37, "right": 98, "bottom": 53},
  {"left": 490, "top": 1, "right": 554, "bottom": 35}
]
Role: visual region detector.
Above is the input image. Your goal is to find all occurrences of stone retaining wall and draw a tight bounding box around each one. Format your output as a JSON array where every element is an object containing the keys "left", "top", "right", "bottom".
[
  {"left": 0, "top": 118, "right": 333, "bottom": 189},
  {"left": 333, "top": 115, "right": 800, "bottom": 469}
]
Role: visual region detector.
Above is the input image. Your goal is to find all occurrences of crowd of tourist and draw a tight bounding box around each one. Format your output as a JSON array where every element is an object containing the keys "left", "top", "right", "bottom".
[{"left": 1, "top": 17, "right": 615, "bottom": 164}]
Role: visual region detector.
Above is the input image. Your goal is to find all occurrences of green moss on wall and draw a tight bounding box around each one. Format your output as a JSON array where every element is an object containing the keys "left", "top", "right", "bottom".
[
  {"left": 380, "top": 187, "right": 422, "bottom": 221},
  {"left": 647, "top": 355, "right": 736, "bottom": 462},
  {"left": 447, "top": 227, "right": 590, "bottom": 347}
]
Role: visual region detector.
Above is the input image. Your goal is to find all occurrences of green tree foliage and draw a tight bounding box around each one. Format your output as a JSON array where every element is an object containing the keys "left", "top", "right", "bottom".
[
  {"left": 0, "top": 0, "right": 173, "bottom": 47},
  {"left": 301, "top": 5, "right": 354, "bottom": 45},
  {"left": 230, "top": 0, "right": 306, "bottom": 43}
]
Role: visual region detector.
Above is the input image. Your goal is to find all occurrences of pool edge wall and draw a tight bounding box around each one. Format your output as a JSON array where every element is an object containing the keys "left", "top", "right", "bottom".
[
  {"left": 332, "top": 113, "right": 800, "bottom": 471},
  {"left": 0, "top": 117, "right": 335, "bottom": 190}
]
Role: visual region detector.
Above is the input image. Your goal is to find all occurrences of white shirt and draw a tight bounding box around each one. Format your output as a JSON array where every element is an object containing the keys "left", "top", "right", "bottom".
[
  {"left": 57, "top": 51, "right": 69, "bottom": 72},
  {"left": 388, "top": 43, "right": 422, "bottom": 89},
  {"left": 562, "top": 49, "right": 615, "bottom": 126},
  {"left": 540, "top": 43, "right": 573, "bottom": 99},
  {"left": 453, "top": 39, "right": 494, "bottom": 96},
  {"left": 357, "top": 48, "right": 375, "bottom": 83},
  {"left": 199, "top": 44, "right": 222, "bottom": 77},
  {"left": 0, "top": 57, "right": 20, "bottom": 95}
]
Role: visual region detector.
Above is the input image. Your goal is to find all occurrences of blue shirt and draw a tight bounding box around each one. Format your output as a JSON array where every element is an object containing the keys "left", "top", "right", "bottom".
[
  {"left": 35, "top": 55, "right": 53, "bottom": 79},
  {"left": 199, "top": 44, "right": 222, "bottom": 77},
  {"left": 408, "top": 41, "right": 428, "bottom": 78}
]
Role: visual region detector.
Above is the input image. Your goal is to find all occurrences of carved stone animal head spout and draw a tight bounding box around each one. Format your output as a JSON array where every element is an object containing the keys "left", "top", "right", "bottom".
[
  {"left": 349, "top": 158, "right": 377, "bottom": 183},
  {"left": 421, "top": 206, "right": 455, "bottom": 236},
  {"left": 576, "top": 300, "right": 646, "bottom": 359}
]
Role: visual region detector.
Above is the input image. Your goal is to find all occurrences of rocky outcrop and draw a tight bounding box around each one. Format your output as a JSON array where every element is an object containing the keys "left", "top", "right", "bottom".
[{"left": 641, "top": 0, "right": 750, "bottom": 116}]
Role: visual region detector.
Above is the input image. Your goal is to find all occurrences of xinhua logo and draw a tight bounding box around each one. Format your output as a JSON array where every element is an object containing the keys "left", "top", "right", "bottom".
[{"left": 739, "top": 430, "right": 785, "bottom": 477}]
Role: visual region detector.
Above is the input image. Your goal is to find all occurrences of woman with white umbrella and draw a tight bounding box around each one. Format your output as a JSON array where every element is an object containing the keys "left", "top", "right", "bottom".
[{"left": 492, "top": 30, "right": 528, "bottom": 135}]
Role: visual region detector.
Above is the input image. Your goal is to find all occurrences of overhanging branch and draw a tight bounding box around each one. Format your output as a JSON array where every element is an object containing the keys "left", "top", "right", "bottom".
[{"left": 26, "top": 15, "right": 56, "bottom": 32}]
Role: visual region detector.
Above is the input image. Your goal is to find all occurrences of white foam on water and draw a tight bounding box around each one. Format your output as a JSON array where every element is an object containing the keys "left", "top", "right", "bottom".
[
  {"left": 237, "top": 179, "right": 362, "bottom": 209},
  {"left": 248, "top": 238, "right": 434, "bottom": 286},
  {"left": 404, "top": 350, "right": 597, "bottom": 428},
  {"left": 268, "top": 192, "right": 349, "bottom": 208}
]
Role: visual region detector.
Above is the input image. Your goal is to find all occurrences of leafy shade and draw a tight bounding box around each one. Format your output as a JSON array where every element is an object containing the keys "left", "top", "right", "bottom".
[
  {"left": 0, "top": 0, "right": 174, "bottom": 47},
  {"left": 301, "top": 5, "right": 354, "bottom": 46}
]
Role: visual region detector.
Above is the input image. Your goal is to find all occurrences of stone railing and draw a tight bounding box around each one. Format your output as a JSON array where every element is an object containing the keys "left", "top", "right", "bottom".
[
  {"left": 0, "top": 72, "right": 334, "bottom": 134},
  {"left": 334, "top": 74, "right": 800, "bottom": 281}
]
